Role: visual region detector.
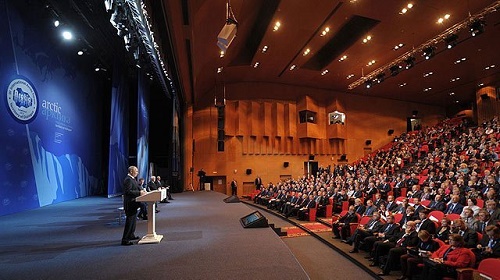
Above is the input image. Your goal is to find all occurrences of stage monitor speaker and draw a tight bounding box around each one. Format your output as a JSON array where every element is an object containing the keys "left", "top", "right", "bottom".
[
  {"left": 283, "top": 161, "right": 289, "bottom": 168},
  {"left": 240, "top": 211, "right": 268, "bottom": 228},
  {"left": 246, "top": 168, "right": 252, "bottom": 175},
  {"left": 217, "top": 22, "right": 237, "bottom": 52},
  {"left": 388, "top": 129, "right": 394, "bottom": 135},
  {"left": 223, "top": 195, "right": 240, "bottom": 203},
  {"left": 365, "top": 140, "right": 372, "bottom": 145},
  {"left": 309, "top": 155, "right": 315, "bottom": 161}
]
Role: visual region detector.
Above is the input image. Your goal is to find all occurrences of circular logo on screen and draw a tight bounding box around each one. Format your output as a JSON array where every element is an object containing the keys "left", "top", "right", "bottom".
[{"left": 5, "top": 75, "right": 39, "bottom": 123}]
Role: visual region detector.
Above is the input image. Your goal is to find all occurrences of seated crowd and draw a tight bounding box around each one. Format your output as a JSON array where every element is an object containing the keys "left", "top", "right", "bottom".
[{"left": 252, "top": 116, "right": 500, "bottom": 279}]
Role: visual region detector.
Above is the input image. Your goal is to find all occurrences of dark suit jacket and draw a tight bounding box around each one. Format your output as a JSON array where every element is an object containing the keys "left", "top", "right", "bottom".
[
  {"left": 147, "top": 181, "right": 158, "bottom": 191},
  {"left": 339, "top": 211, "right": 358, "bottom": 225},
  {"left": 462, "top": 229, "right": 479, "bottom": 248},
  {"left": 355, "top": 204, "right": 366, "bottom": 215},
  {"left": 386, "top": 201, "right": 398, "bottom": 212},
  {"left": 378, "top": 223, "right": 401, "bottom": 239},
  {"left": 445, "top": 203, "right": 464, "bottom": 214},
  {"left": 418, "top": 218, "right": 437, "bottom": 234},
  {"left": 123, "top": 175, "right": 142, "bottom": 216},
  {"left": 428, "top": 200, "right": 446, "bottom": 212},
  {"left": 477, "top": 235, "right": 500, "bottom": 259}
]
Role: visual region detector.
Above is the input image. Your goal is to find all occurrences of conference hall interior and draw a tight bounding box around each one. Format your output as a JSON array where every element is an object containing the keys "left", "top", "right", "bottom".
[{"left": 1, "top": 0, "right": 500, "bottom": 279}]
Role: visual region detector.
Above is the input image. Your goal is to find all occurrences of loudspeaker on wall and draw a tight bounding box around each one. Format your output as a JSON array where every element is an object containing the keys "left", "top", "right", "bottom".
[
  {"left": 246, "top": 169, "right": 252, "bottom": 175},
  {"left": 388, "top": 129, "right": 394, "bottom": 135},
  {"left": 365, "top": 140, "right": 372, "bottom": 145},
  {"left": 308, "top": 155, "right": 315, "bottom": 161},
  {"left": 283, "top": 162, "right": 289, "bottom": 168}
]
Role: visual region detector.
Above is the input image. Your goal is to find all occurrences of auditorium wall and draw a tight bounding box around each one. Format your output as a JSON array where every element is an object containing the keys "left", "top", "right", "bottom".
[
  {"left": 0, "top": 0, "right": 105, "bottom": 215},
  {"left": 184, "top": 82, "right": 445, "bottom": 194}
]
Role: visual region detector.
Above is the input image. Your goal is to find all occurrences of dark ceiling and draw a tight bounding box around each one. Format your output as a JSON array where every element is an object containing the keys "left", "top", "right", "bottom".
[{"left": 162, "top": 0, "right": 500, "bottom": 108}]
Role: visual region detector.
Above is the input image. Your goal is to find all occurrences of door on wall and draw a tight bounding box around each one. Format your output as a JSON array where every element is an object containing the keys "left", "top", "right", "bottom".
[
  {"left": 211, "top": 176, "right": 227, "bottom": 194},
  {"left": 304, "top": 161, "right": 319, "bottom": 176}
]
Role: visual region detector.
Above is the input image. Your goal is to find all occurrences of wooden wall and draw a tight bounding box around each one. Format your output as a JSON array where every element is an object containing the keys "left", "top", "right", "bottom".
[
  {"left": 476, "top": 86, "right": 500, "bottom": 123},
  {"left": 183, "top": 82, "right": 446, "bottom": 194}
]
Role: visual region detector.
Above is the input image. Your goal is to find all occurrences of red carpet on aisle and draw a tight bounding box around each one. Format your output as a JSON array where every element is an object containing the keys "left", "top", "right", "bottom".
[
  {"left": 282, "top": 226, "right": 309, "bottom": 238},
  {"left": 301, "top": 222, "right": 331, "bottom": 233}
]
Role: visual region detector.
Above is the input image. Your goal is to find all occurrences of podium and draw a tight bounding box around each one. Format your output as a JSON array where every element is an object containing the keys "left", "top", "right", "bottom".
[{"left": 136, "top": 189, "right": 166, "bottom": 244}]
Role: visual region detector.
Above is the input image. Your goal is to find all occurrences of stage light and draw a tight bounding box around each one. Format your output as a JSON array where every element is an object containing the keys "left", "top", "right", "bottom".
[
  {"left": 390, "top": 65, "right": 402, "bottom": 76},
  {"left": 365, "top": 80, "right": 373, "bottom": 88},
  {"left": 62, "top": 31, "right": 73, "bottom": 40},
  {"left": 77, "top": 50, "right": 84, "bottom": 56},
  {"left": 404, "top": 56, "right": 415, "bottom": 69},
  {"left": 375, "top": 73, "right": 385, "bottom": 84},
  {"left": 422, "top": 46, "right": 435, "bottom": 60},
  {"left": 54, "top": 20, "right": 60, "bottom": 27},
  {"left": 444, "top": 34, "right": 458, "bottom": 49},
  {"left": 470, "top": 19, "right": 485, "bottom": 36}
]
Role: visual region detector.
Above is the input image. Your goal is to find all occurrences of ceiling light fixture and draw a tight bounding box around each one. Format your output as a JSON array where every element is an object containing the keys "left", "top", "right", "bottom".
[
  {"left": 390, "top": 65, "right": 402, "bottom": 76},
  {"left": 404, "top": 56, "right": 415, "bottom": 69},
  {"left": 320, "top": 27, "right": 330, "bottom": 37},
  {"left": 220, "top": 51, "right": 225, "bottom": 58},
  {"left": 362, "top": 35, "right": 372, "bottom": 43},
  {"left": 62, "top": 30, "right": 73, "bottom": 40},
  {"left": 273, "top": 21, "right": 281, "bottom": 32},
  {"left": 348, "top": 1, "right": 500, "bottom": 90},
  {"left": 54, "top": 20, "right": 60, "bottom": 27},
  {"left": 365, "top": 80, "right": 373, "bottom": 88},
  {"left": 422, "top": 46, "right": 435, "bottom": 60},
  {"left": 289, "top": 65, "right": 296, "bottom": 71},
  {"left": 470, "top": 19, "right": 485, "bottom": 36},
  {"left": 444, "top": 34, "right": 458, "bottom": 49},
  {"left": 262, "top": 45, "right": 268, "bottom": 53},
  {"left": 321, "top": 69, "right": 329, "bottom": 75},
  {"left": 393, "top": 43, "right": 405, "bottom": 50},
  {"left": 253, "top": 62, "right": 259, "bottom": 68},
  {"left": 375, "top": 73, "right": 385, "bottom": 83},
  {"left": 399, "top": 83, "right": 407, "bottom": 87},
  {"left": 338, "top": 55, "right": 348, "bottom": 62},
  {"left": 303, "top": 48, "right": 311, "bottom": 56}
]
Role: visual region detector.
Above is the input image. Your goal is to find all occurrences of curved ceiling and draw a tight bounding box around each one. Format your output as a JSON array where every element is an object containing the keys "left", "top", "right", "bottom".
[{"left": 163, "top": 0, "right": 500, "bottom": 108}]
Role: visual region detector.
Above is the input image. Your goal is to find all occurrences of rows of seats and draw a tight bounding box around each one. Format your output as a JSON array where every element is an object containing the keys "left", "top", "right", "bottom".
[{"left": 248, "top": 116, "right": 500, "bottom": 279}]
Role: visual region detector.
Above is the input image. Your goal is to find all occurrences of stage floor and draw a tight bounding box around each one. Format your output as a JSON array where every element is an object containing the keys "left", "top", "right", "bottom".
[{"left": 0, "top": 191, "right": 309, "bottom": 280}]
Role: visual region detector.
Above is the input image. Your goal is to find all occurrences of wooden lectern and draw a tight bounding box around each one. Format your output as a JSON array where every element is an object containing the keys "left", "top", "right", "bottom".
[{"left": 136, "top": 189, "right": 166, "bottom": 244}]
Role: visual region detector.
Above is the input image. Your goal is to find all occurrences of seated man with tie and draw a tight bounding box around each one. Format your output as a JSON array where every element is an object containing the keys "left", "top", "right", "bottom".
[
  {"left": 332, "top": 205, "right": 358, "bottom": 240},
  {"left": 370, "top": 221, "right": 419, "bottom": 271},
  {"left": 362, "top": 214, "right": 401, "bottom": 253},
  {"left": 422, "top": 234, "right": 475, "bottom": 279},
  {"left": 445, "top": 195, "right": 464, "bottom": 214},
  {"left": 297, "top": 194, "right": 317, "bottom": 220},
  {"left": 450, "top": 219, "right": 478, "bottom": 248},
  {"left": 362, "top": 200, "right": 376, "bottom": 216},
  {"left": 347, "top": 211, "right": 383, "bottom": 253},
  {"left": 474, "top": 225, "right": 500, "bottom": 262}
]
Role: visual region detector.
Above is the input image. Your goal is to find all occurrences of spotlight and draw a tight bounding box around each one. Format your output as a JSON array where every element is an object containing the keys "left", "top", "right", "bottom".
[
  {"left": 54, "top": 20, "right": 60, "bottom": 27},
  {"left": 404, "top": 56, "right": 415, "bottom": 69},
  {"left": 390, "top": 65, "right": 402, "bottom": 76},
  {"left": 375, "top": 73, "right": 385, "bottom": 84},
  {"left": 62, "top": 31, "right": 73, "bottom": 40},
  {"left": 422, "top": 46, "right": 435, "bottom": 60},
  {"left": 469, "top": 19, "right": 485, "bottom": 37},
  {"left": 444, "top": 34, "right": 458, "bottom": 49},
  {"left": 77, "top": 50, "right": 84, "bottom": 56},
  {"left": 365, "top": 79, "right": 373, "bottom": 88}
]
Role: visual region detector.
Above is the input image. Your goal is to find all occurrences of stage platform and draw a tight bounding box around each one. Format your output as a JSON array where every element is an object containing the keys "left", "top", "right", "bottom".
[{"left": 0, "top": 191, "right": 308, "bottom": 280}]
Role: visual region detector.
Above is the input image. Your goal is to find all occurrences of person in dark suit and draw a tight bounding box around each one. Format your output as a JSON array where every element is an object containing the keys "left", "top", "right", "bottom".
[
  {"left": 435, "top": 217, "right": 451, "bottom": 243},
  {"left": 363, "top": 200, "right": 377, "bottom": 216},
  {"left": 297, "top": 194, "right": 316, "bottom": 220},
  {"left": 450, "top": 219, "right": 478, "bottom": 248},
  {"left": 348, "top": 212, "right": 383, "bottom": 252},
  {"left": 254, "top": 176, "right": 262, "bottom": 190},
  {"left": 121, "top": 166, "right": 146, "bottom": 246},
  {"left": 385, "top": 195, "right": 398, "bottom": 212},
  {"left": 485, "top": 200, "right": 500, "bottom": 223},
  {"left": 362, "top": 214, "right": 401, "bottom": 253},
  {"left": 332, "top": 205, "right": 358, "bottom": 240},
  {"left": 147, "top": 176, "right": 157, "bottom": 191},
  {"left": 415, "top": 209, "right": 436, "bottom": 235},
  {"left": 230, "top": 179, "right": 237, "bottom": 196},
  {"left": 445, "top": 195, "right": 464, "bottom": 214},
  {"left": 474, "top": 210, "right": 495, "bottom": 234},
  {"left": 474, "top": 225, "right": 500, "bottom": 262},
  {"left": 427, "top": 194, "right": 446, "bottom": 212},
  {"left": 137, "top": 178, "right": 148, "bottom": 220},
  {"left": 197, "top": 168, "right": 206, "bottom": 190},
  {"left": 353, "top": 198, "right": 366, "bottom": 215},
  {"left": 398, "top": 230, "right": 440, "bottom": 280}
]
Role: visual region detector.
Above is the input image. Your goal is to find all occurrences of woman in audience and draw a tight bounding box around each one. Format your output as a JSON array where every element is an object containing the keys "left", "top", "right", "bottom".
[
  {"left": 435, "top": 217, "right": 451, "bottom": 243},
  {"left": 422, "top": 234, "right": 475, "bottom": 279}
]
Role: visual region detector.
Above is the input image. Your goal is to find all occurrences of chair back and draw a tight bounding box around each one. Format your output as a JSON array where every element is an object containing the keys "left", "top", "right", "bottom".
[
  {"left": 429, "top": 210, "right": 445, "bottom": 223},
  {"left": 446, "top": 213, "right": 461, "bottom": 221},
  {"left": 477, "top": 258, "right": 500, "bottom": 279}
]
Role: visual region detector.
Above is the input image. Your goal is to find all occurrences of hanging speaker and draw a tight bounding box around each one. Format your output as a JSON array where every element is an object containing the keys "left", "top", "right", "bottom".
[{"left": 365, "top": 140, "right": 372, "bottom": 145}]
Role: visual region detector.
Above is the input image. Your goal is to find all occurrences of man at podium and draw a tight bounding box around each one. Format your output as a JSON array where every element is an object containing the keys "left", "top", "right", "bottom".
[{"left": 121, "top": 166, "right": 146, "bottom": 246}]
